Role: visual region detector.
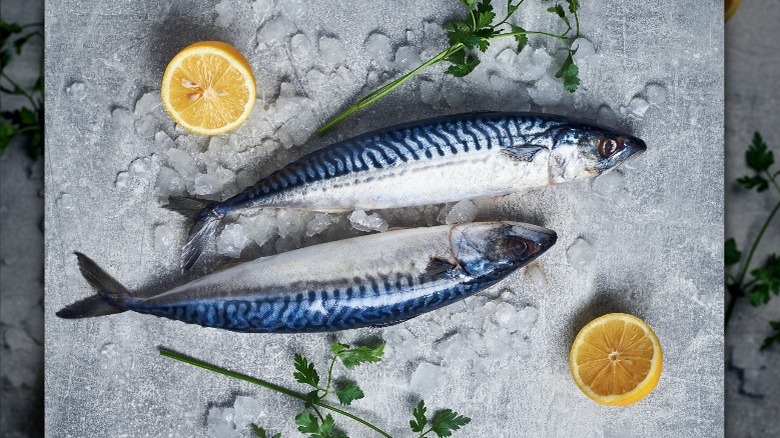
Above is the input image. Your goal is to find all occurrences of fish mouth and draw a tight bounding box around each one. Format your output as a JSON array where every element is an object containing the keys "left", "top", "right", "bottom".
[
  {"left": 615, "top": 135, "right": 647, "bottom": 166},
  {"left": 508, "top": 223, "right": 557, "bottom": 252}
]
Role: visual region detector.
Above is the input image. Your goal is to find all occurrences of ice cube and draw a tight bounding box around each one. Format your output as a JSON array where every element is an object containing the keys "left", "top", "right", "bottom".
[
  {"left": 566, "top": 237, "right": 595, "bottom": 272},
  {"left": 66, "top": 81, "right": 86, "bottom": 101},
  {"left": 445, "top": 200, "right": 478, "bottom": 224},
  {"left": 305, "top": 213, "right": 338, "bottom": 237},
  {"left": 216, "top": 223, "right": 251, "bottom": 258},
  {"left": 365, "top": 32, "right": 394, "bottom": 70},
  {"left": 290, "top": 33, "right": 316, "bottom": 69},
  {"left": 154, "top": 225, "right": 176, "bottom": 252},
  {"left": 319, "top": 36, "right": 346, "bottom": 67},
  {"left": 517, "top": 47, "right": 553, "bottom": 82},
  {"left": 257, "top": 16, "right": 296, "bottom": 47},
  {"left": 193, "top": 173, "right": 224, "bottom": 195},
  {"left": 135, "top": 115, "right": 160, "bottom": 137},
  {"left": 134, "top": 91, "right": 162, "bottom": 116},
  {"left": 494, "top": 303, "right": 519, "bottom": 332},
  {"left": 419, "top": 79, "right": 442, "bottom": 106},
  {"left": 56, "top": 193, "right": 73, "bottom": 210},
  {"left": 644, "top": 83, "right": 667, "bottom": 106},
  {"left": 166, "top": 148, "right": 198, "bottom": 179},
  {"left": 394, "top": 46, "right": 421, "bottom": 71},
  {"left": 526, "top": 264, "right": 547, "bottom": 290},
  {"left": 528, "top": 75, "right": 564, "bottom": 106},
  {"left": 349, "top": 210, "right": 389, "bottom": 232},
  {"left": 515, "top": 306, "right": 539, "bottom": 333},
  {"left": 111, "top": 107, "right": 133, "bottom": 128},
  {"left": 214, "top": 0, "right": 237, "bottom": 27},
  {"left": 240, "top": 212, "right": 278, "bottom": 247},
  {"left": 206, "top": 406, "right": 239, "bottom": 438},
  {"left": 409, "top": 362, "right": 445, "bottom": 395},
  {"left": 232, "top": 396, "right": 262, "bottom": 429},
  {"left": 384, "top": 328, "right": 421, "bottom": 363},
  {"left": 155, "top": 166, "right": 185, "bottom": 198},
  {"left": 620, "top": 97, "right": 650, "bottom": 118}
]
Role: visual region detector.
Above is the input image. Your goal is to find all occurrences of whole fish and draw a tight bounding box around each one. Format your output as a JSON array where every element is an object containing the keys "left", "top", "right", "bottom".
[
  {"left": 167, "top": 112, "right": 645, "bottom": 269},
  {"left": 57, "top": 222, "right": 556, "bottom": 333}
]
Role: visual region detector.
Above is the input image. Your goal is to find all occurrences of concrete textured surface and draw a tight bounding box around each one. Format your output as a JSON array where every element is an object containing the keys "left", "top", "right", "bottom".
[{"left": 41, "top": 0, "right": 725, "bottom": 437}]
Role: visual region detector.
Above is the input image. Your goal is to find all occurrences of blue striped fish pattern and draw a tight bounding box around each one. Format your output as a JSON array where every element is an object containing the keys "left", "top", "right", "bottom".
[
  {"left": 58, "top": 222, "right": 557, "bottom": 333},
  {"left": 167, "top": 111, "right": 645, "bottom": 270}
]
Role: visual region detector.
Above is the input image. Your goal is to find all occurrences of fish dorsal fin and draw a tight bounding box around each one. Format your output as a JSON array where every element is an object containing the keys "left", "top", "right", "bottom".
[
  {"left": 500, "top": 145, "right": 546, "bottom": 162},
  {"left": 424, "top": 257, "right": 459, "bottom": 279}
]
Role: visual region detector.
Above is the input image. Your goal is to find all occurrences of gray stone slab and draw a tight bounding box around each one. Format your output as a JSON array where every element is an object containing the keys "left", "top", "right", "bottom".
[{"left": 44, "top": 0, "right": 724, "bottom": 436}]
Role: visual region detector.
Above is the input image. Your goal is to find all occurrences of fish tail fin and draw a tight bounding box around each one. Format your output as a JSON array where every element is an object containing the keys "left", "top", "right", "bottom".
[
  {"left": 163, "top": 196, "right": 224, "bottom": 271},
  {"left": 163, "top": 196, "right": 214, "bottom": 219},
  {"left": 56, "top": 252, "right": 131, "bottom": 319}
]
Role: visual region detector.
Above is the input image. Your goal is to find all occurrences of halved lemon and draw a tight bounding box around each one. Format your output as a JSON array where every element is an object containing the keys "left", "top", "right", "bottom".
[
  {"left": 569, "top": 313, "right": 663, "bottom": 406},
  {"left": 161, "top": 41, "right": 256, "bottom": 135}
]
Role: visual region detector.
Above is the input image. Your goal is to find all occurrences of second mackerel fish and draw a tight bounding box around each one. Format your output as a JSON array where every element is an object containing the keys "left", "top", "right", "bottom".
[{"left": 168, "top": 112, "right": 646, "bottom": 269}]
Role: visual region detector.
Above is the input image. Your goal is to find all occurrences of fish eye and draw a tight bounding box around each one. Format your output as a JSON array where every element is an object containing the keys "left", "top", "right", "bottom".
[
  {"left": 503, "top": 235, "right": 536, "bottom": 258},
  {"left": 598, "top": 138, "right": 623, "bottom": 158}
]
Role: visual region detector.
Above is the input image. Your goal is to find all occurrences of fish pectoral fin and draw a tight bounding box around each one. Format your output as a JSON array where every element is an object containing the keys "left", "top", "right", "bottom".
[
  {"left": 424, "top": 257, "right": 460, "bottom": 279},
  {"left": 500, "top": 145, "right": 546, "bottom": 162}
]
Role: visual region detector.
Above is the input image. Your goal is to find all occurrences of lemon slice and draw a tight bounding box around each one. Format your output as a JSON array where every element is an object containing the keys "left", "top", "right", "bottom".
[
  {"left": 161, "top": 41, "right": 256, "bottom": 135},
  {"left": 569, "top": 313, "right": 663, "bottom": 406}
]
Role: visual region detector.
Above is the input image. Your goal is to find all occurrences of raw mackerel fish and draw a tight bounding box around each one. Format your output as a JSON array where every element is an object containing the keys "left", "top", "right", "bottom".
[
  {"left": 167, "top": 111, "right": 645, "bottom": 269},
  {"left": 57, "top": 222, "right": 556, "bottom": 333}
]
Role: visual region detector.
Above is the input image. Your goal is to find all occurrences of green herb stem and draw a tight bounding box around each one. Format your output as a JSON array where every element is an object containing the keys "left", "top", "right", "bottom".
[
  {"left": 317, "top": 44, "right": 461, "bottom": 135},
  {"left": 0, "top": 72, "right": 40, "bottom": 111},
  {"left": 766, "top": 169, "right": 780, "bottom": 194},
  {"left": 736, "top": 199, "right": 780, "bottom": 287},
  {"left": 317, "top": 26, "right": 570, "bottom": 136},
  {"left": 159, "top": 348, "right": 393, "bottom": 438}
]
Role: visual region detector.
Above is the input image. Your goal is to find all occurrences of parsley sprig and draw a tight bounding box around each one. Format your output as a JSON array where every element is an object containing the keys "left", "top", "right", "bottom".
[
  {"left": 725, "top": 132, "right": 780, "bottom": 350},
  {"left": 0, "top": 20, "right": 44, "bottom": 158},
  {"left": 318, "top": 0, "right": 582, "bottom": 135},
  {"left": 160, "top": 340, "right": 471, "bottom": 437}
]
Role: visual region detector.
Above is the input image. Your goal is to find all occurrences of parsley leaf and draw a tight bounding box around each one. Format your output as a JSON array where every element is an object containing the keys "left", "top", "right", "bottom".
[
  {"left": 296, "top": 412, "right": 321, "bottom": 434},
  {"left": 430, "top": 409, "right": 471, "bottom": 437},
  {"left": 761, "top": 321, "right": 780, "bottom": 351},
  {"left": 555, "top": 48, "right": 580, "bottom": 92},
  {"left": 509, "top": 24, "right": 528, "bottom": 52},
  {"left": 747, "top": 254, "right": 780, "bottom": 306},
  {"left": 746, "top": 132, "right": 774, "bottom": 172},
  {"left": 725, "top": 238, "right": 742, "bottom": 267},
  {"left": 409, "top": 400, "right": 428, "bottom": 433},
  {"left": 547, "top": 4, "right": 571, "bottom": 29},
  {"left": 319, "top": 414, "right": 336, "bottom": 436},
  {"left": 737, "top": 175, "right": 769, "bottom": 192},
  {"left": 335, "top": 383, "right": 364, "bottom": 406},
  {"left": 336, "top": 343, "right": 386, "bottom": 369},
  {"left": 251, "top": 424, "right": 281, "bottom": 438},
  {"left": 566, "top": 0, "right": 580, "bottom": 13},
  {"left": 445, "top": 50, "right": 481, "bottom": 77},
  {"left": 293, "top": 354, "right": 320, "bottom": 387},
  {"left": 474, "top": 0, "right": 496, "bottom": 29}
]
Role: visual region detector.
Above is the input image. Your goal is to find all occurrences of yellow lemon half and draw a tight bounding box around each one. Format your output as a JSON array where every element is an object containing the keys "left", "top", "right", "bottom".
[
  {"left": 570, "top": 313, "right": 663, "bottom": 406},
  {"left": 161, "top": 41, "right": 256, "bottom": 135}
]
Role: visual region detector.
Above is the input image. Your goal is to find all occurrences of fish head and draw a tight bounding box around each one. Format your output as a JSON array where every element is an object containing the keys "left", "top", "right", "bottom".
[
  {"left": 449, "top": 222, "right": 557, "bottom": 278},
  {"left": 549, "top": 123, "right": 647, "bottom": 183}
]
